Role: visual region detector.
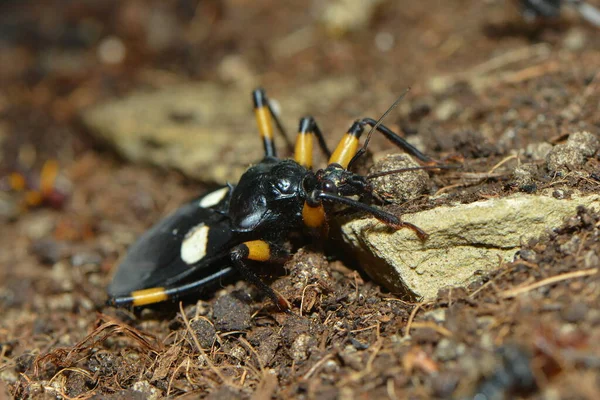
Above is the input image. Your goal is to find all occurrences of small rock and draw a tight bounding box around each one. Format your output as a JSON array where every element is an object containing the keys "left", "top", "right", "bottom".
[
  {"left": 434, "top": 99, "right": 460, "bottom": 121},
  {"left": 212, "top": 294, "right": 252, "bottom": 332},
  {"left": 512, "top": 163, "right": 538, "bottom": 187},
  {"left": 290, "top": 333, "right": 317, "bottom": 361},
  {"left": 546, "top": 145, "right": 585, "bottom": 172},
  {"left": 217, "top": 55, "right": 256, "bottom": 88},
  {"left": 228, "top": 345, "right": 246, "bottom": 361},
  {"left": 583, "top": 250, "right": 599, "bottom": 268},
  {"left": 435, "top": 338, "right": 464, "bottom": 361},
  {"left": 0, "top": 193, "right": 18, "bottom": 220},
  {"left": 46, "top": 293, "right": 75, "bottom": 311},
  {"left": 31, "top": 239, "right": 65, "bottom": 265},
  {"left": 131, "top": 381, "right": 162, "bottom": 400},
  {"left": 424, "top": 308, "right": 446, "bottom": 323},
  {"left": 20, "top": 212, "right": 55, "bottom": 240},
  {"left": 517, "top": 249, "right": 537, "bottom": 263},
  {"left": 322, "top": 359, "right": 340, "bottom": 374},
  {"left": 524, "top": 142, "right": 553, "bottom": 160},
  {"left": 561, "top": 302, "right": 588, "bottom": 323},
  {"left": 546, "top": 131, "right": 599, "bottom": 173},
  {"left": 431, "top": 372, "right": 460, "bottom": 398},
  {"left": 318, "top": 0, "right": 385, "bottom": 37},
  {"left": 559, "top": 236, "right": 581, "bottom": 255},
  {"left": 566, "top": 131, "right": 599, "bottom": 157},
  {"left": 562, "top": 28, "right": 587, "bottom": 51},
  {"left": 369, "top": 154, "right": 430, "bottom": 203},
  {"left": 71, "top": 252, "right": 102, "bottom": 268},
  {"left": 339, "top": 345, "right": 363, "bottom": 371}
]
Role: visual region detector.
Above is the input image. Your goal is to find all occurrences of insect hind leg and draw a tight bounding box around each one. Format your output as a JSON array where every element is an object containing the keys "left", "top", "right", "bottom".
[{"left": 107, "top": 266, "right": 235, "bottom": 307}]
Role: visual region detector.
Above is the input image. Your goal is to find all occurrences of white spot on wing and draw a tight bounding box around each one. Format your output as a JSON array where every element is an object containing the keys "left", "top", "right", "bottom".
[
  {"left": 181, "top": 223, "right": 210, "bottom": 264},
  {"left": 199, "top": 187, "right": 229, "bottom": 208}
]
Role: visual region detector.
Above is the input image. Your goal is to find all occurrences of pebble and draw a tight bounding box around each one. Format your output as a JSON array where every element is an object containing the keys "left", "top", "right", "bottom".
[
  {"left": 290, "top": 333, "right": 317, "bottom": 361},
  {"left": 524, "top": 142, "right": 553, "bottom": 160},
  {"left": 369, "top": 154, "right": 430, "bottom": 203},
  {"left": 561, "top": 301, "right": 588, "bottom": 323},
  {"left": 546, "top": 131, "right": 600, "bottom": 173},
  {"left": 435, "top": 338, "right": 465, "bottom": 361}
]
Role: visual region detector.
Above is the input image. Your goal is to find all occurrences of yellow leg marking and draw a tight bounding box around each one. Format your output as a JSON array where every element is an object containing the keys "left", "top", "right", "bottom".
[
  {"left": 302, "top": 202, "right": 326, "bottom": 228},
  {"left": 245, "top": 240, "right": 271, "bottom": 262},
  {"left": 328, "top": 134, "right": 359, "bottom": 169},
  {"left": 40, "top": 160, "right": 59, "bottom": 195},
  {"left": 131, "top": 287, "right": 169, "bottom": 306},
  {"left": 254, "top": 106, "right": 274, "bottom": 140},
  {"left": 294, "top": 132, "right": 313, "bottom": 169},
  {"left": 9, "top": 173, "right": 26, "bottom": 191},
  {"left": 24, "top": 190, "right": 43, "bottom": 207}
]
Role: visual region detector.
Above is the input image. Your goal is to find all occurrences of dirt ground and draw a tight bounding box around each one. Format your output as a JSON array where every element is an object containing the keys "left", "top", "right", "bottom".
[{"left": 1, "top": 1, "right": 600, "bottom": 399}]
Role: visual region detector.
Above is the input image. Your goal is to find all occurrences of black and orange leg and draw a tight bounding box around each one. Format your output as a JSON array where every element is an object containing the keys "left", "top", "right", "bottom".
[
  {"left": 294, "top": 117, "right": 332, "bottom": 169},
  {"left": 348, "top": 118, "right": 436, "bottom": 168},
  {"left": 328, "top": 121, "right": 364, "bottom": 169},
  {"left": 108, "top": 266, "right": 236, "bottom": 307},
  {"left": 252, "top": 88, "right": 294, "bottom": 157},
  {"left": 253, "top": 89, "right": 277, "bottom": 158},
  {"left": 230, "top": 240, "right": 291, "bottom": 311}
]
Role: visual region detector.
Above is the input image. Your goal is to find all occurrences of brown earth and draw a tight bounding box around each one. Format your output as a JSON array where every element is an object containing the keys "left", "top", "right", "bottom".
[{"left": 1, "top": 1, "right": 599, "bottom": 399}]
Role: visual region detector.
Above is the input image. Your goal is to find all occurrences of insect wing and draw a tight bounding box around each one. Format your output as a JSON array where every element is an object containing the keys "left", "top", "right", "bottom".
[{"left": 108, "top": 187, "right": 234, "bottom": 297}]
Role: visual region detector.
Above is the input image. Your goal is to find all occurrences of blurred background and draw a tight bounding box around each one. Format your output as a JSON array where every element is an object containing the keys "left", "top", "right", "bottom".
[
  {"left": 1, "top": 0, "right": 600, "bottom": 398},
  {"left": 1, "top": 0, "right": 597, "bottom": 173}
]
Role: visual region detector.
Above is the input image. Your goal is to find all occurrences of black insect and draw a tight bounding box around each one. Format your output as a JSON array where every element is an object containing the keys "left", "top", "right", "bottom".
[{"left": 107, "top": 88, "right": 439, "bottom": 310}]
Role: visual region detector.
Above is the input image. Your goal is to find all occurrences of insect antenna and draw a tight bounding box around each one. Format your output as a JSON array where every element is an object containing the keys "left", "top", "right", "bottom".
[
  {"left": 367, "top": 164, "right": 461, "bottom": 180},
  {"left": 318, "top": 191, "right": 428, "bottom": 240},
  {"left": 347, "top": 87, "right": 410, "bottom": 168}
]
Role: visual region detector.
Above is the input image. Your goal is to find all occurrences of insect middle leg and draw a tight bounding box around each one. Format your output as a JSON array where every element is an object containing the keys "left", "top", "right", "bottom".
[
  {"left": 294, "top": 116, "right": 332, "bottom": 169},
  {"left": 230, "top": 240, "right": 291, "bottom": 311}
]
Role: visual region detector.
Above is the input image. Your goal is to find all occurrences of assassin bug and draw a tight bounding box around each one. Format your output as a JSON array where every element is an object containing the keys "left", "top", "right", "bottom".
[
  {"left": 108, "top": 88, "right": 439, "bottom": 311},
  {"left": 3, "top": 159, "right": 67, "bottom": 211}
]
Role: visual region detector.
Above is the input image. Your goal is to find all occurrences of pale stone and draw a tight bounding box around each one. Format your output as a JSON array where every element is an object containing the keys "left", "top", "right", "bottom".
[
  {"left": 83, "top": 78, "right": 358, "bottom": 183},
  {"left": 341, "top": 192, "right": 600, "bottom": 300}
]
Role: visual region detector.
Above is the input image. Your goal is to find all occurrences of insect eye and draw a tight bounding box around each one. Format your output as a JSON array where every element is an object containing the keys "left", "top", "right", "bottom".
[{"left": 322, "top": 180, "right": 338, "bottom": 195}]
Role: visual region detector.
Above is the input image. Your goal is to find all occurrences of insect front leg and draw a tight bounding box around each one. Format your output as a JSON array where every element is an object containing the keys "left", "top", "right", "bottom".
[{"left": 230, "top": 240, "right": 291, "bottom": 311}]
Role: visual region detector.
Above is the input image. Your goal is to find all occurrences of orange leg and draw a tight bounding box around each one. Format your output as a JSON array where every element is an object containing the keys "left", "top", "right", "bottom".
[
  {"left": 231, "top": 240, "right": 291, "bottom": 311},
  {"left": 328, "top": 121, "right": 363, "bottom": 168},
  {"left": 253, "top": 89, "right": 277, "bottom": 158}
]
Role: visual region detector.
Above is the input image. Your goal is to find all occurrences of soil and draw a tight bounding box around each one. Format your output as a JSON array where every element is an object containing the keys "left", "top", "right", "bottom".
[{"left": 1, "top": 1, "right": 600, "bottom": 399}]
